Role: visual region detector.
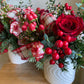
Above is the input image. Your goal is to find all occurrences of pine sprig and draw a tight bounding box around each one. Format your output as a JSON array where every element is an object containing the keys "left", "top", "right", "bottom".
[{"left": 35, "top": 61, "right": 43, "bottom": 70}]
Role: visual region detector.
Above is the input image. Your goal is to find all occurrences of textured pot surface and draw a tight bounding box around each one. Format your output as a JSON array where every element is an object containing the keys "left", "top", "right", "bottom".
[
  {"left": 44, "top": 58, "right": 76, "bottom": 84},
  {"left": 8, "top": 49, "right": 28, "bottom": 64}
]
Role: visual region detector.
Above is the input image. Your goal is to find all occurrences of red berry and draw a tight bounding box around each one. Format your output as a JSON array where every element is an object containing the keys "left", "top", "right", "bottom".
[
  {"left": 64, "top": 48, "right": 72, "bottom": 55},
  {"left": 57, "top": 31, "right": 63, "bottom": 36},
  {"left": 60, "top": 54, "right": 65, "bottom": 59},
  {"left": 66, "top": 6, "right": 69, "bottom": 10},
  {"left": 71, "top": 10, "right": 74, "bottom": 15},
  {"left": 63, "top": 41, "right": 69, "bottom": 47},
  {"left": 50, "top": 59, "right": 55, "bottom": 65},
  {"left": 52, "top": 53, "right": 59, "bottom": 60},
  {"left": 45, "top": 47, "right": 52, "bottom": 54},
  {"left": 30, "top": 11, "right": 35, "bottom": 14},
  {"left": 37, "top": 7, "right": 40, "bottom": 11},
  {"left": 55, "top": 40, "right": 63, "bottom": 48},
  {"left": 69, "top": 6, "right": 72, "bottom": 10},
  {"left": 3, "top": 49, "right": 8, "bottom": 53},
  {"left": 65, "top": 35, "right": 71, "bottom": 42},
  {"left": 27, "top": 14, "right": 34, "bottom": 21},
  {"left": 52, "top": 49, "right": 57, "bottom": 54},
  {"left": 29, "top": 23, "right": 36, "bottom": 31},
  {"left": 59, "top": 63, "right": 64, "bottom": 68},
  {"left": 39, "top": 24, "right": 45, "bottom": 31},
  {"left": 32, "top": 22, "right": 37, "bottom": 26},
  {"left": 58, "top": 49, "right": 63, "bottom": 54},
  {"left": 32, "top": 13, "right": 37, "bottom": 19},
  {"left": 24, "top": 22, "right": 29, "bottom": 27},
  {"left": 65, "top": 3, "right": 68, "bottom": 7},
  {"left": 22, "top": 25, "right": 27, "bottom": 31}
]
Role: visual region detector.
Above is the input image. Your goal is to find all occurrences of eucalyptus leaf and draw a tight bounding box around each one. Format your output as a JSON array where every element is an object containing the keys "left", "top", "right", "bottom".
[
  {"left": 81, "top": 7, "right": 84, "bottom": 10},
  {"left": 76, "top": 3, "right": 82, "bottom": 7}
]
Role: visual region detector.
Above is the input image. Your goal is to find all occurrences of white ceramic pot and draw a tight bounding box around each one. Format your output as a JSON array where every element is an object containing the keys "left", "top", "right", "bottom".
[
  {"left": 44, "top": 58, "right": 76, "bottom": 84},
  {"left": 8, "top": 49, "right": 28, "bottom": 64}
]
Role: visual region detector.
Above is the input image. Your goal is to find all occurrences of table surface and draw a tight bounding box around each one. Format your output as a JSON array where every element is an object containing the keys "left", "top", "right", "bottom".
[{"left": 0, "top": 62, "right": 49, "bottom": 84}]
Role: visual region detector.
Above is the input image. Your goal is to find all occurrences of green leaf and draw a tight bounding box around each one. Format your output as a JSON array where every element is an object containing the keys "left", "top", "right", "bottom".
[
  {"left": 41, "top": 40, "right": 48, "bottom": 48},
  {"left": 28, "top": 50, "right": 36, "bottom": 62},
  {"left": 49, "top": 36, "right": 55, "bottom": 42},
  {"left": 1, "top": 19, "right": 10, "bottom": 33},
  {"left": 0, "top": 31, "right": 7, "bottom": 41},
  {"left": 81, "top": 65, "right": 84, "bottom": 68},
  {"left": 0, "top": 39, "right": 9, "bottom": 52},
  {"left": 28, "top": 50, "right": 32, "bottom": 57},
  {"left": 43, "top": 34, "right": 53, "bottom": 47},
  {"left": 81, "top": 7, "right": 84, "bottom": 10},
  {"left": 44, "top": 34, "right": 49, "bottom": 41},
  {"left": 76, "top": 3, "right": 82, "bottom": 7}
]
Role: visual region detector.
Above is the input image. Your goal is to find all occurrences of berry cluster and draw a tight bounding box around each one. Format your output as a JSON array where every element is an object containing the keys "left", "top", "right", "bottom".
[
  {"left": 9, "top": 7, "right": 45, "bottom": 38},
  {"left": 22, "top": 8, "right": 45, "bottom": 32},
  {"left": 45, "top": 30, "right": 72, "bottom": 68},
  {"left": 45, "top": 39, "right": 72, "bottom": 68},
  {"left": 57, "top": 30, "right": 73, "bottom": 43},
  {"left": 65, "top": 3, "right": 74, "bottom": 15}
]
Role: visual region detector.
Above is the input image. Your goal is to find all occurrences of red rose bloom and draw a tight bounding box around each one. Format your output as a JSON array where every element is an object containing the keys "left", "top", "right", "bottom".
[
  {"left": 0, "top": 22, "right": 4, "bottom": 32},
  {"left": 52, "top": 14, "right": 84, "bottom": 41}
]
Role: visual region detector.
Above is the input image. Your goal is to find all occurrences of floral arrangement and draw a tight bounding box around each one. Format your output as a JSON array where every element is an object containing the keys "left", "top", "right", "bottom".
[{"left": 0, "top": 0, "right": 84, "bottom": 71}]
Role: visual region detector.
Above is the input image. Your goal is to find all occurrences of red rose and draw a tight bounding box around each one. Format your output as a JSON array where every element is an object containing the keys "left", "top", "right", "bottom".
[
  {"left": 0, "top": 22, "right": 4, "bottom": 32},
  {"left": 52, "top": 14, "right": 84, "bottom": 41}
]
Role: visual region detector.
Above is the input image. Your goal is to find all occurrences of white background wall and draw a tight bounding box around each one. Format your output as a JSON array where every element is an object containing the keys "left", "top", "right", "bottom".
[{"left": 6, "top": 0, "right": 81, "bottom": 12}]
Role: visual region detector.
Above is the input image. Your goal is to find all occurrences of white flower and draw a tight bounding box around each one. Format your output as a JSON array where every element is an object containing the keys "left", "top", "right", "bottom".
[
  {"left": 77, "top": 34, "right": 84, "bottom": 40},
  {"left": 77, "top": 34, "right": 84, "bottom": 44}
]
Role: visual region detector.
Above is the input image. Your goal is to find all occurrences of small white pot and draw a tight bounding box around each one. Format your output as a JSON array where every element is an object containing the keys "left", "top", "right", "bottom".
[
  {"left": 8, "top": 49, "right": 28, "bottom": 64},
  {"left": 44, "top": 58, "right": 76, "bottom": 84}
]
